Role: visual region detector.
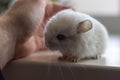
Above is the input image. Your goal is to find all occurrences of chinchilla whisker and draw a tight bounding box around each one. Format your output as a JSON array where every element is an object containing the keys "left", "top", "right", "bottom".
[
  {"left": 57, "top": 63, "right": 65, "bottom": 80},
  {"left": 45, "top": 62, "right": 51, "bottom": 80},
  {"left": 66, "top": 64, "right": 76, "bottom": 80}
]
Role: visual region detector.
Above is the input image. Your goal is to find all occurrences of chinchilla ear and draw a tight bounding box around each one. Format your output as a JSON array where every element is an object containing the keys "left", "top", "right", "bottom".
[{"left": 77, "top": 20, "right": 92, "bottom": 33}]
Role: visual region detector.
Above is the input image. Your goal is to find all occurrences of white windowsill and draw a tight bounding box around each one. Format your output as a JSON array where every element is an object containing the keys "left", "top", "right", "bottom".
[{"left": 2, "top": 35, "right": 120, "bottom": 80}]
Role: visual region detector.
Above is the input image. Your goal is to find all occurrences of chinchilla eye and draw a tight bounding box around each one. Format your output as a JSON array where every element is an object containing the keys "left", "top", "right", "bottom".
[{"left": 56, "top": 34, "right": 66, "bottom": 41}]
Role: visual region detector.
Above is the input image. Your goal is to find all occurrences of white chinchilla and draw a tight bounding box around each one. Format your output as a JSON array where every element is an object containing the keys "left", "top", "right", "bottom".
[{"left": 44, "top": 9, "right": 108, "bottom": 62}]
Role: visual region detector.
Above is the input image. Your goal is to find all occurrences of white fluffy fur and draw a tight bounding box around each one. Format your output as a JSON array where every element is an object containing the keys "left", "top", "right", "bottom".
[{"left": 44, "top": 9, "right": 108, "bottom": 60}]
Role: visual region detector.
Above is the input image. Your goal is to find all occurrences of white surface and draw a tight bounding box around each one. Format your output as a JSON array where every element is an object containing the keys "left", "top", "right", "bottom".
[{"left": 3, "top": 36, "right": 120, "bottom": 80}]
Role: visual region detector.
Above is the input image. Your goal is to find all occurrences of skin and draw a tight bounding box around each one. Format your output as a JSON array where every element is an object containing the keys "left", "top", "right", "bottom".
[
  {"left": 0, "top": 0, "right": 47, "bottom": 70},
  {"left": 14, "top": 2, "right": 72, "bottom": 59},
  {"left": 0, "top": 0, "right": 72, "bottom": 70}
]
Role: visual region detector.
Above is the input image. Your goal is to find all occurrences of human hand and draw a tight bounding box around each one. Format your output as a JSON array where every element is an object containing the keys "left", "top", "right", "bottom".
[{"left": 14, "top": 1, "right": 73, "bottom": 59}]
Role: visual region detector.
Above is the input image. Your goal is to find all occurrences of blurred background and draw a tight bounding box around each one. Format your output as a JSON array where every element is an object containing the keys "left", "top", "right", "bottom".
[
  {"left": 0, "top": 0, "right": 11, "bottom": 12},
  {"left": 0, "top": 0, "right": 119, "bottom": 35}
]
